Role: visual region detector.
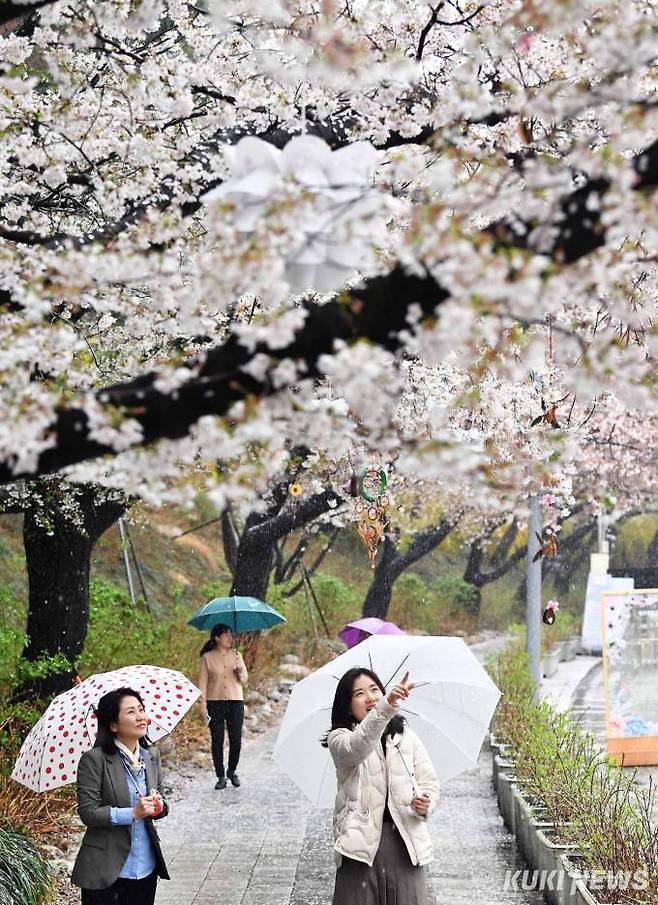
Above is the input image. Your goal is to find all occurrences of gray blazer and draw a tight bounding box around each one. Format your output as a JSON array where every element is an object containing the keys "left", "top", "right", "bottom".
[{"left": 71, "top": 744, "right": 170, "bottom": 890}]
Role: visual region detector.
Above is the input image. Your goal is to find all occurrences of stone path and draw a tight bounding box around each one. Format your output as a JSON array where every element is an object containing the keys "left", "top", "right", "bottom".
[
  {"left": 156, "top": 632, "right": 546, "bottom": 904},
  {"left": 569, "top": 659, "right": 606, "bottom": 741},
  {"left": 157, "top": 726, "right": 543, "bottom": 905},
  {"left": 157, "top": 729, "right": 309, "bottom": 905}
]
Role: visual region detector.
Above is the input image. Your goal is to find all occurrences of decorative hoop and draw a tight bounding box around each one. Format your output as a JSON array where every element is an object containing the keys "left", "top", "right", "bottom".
[{"left": 358, "top": 467, "right": 387, "bottom": 502}]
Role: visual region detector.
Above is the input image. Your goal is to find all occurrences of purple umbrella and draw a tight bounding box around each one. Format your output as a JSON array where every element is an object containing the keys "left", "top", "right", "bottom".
[{"left": 338, "top": 617, "right": 406, "bottom": 649}]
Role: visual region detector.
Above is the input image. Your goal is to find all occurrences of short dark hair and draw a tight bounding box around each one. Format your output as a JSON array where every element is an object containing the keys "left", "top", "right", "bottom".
[
  {"left": 93, "top": 687, "right": 151, "bottom": 754},
  {"left": 320, "top": 667, "right": 404, "bottom": 747},
  {"left": 200, "top": 622, "right": 232, "bottom": 656}
]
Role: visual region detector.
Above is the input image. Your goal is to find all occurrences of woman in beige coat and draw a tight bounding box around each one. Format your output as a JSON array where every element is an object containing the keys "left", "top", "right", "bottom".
[
  {"left": 198, "top": 623, "right": 248, "bottom": 789},
  {"left": 322, "top": 667, "right": 439, "bottom": 905}
]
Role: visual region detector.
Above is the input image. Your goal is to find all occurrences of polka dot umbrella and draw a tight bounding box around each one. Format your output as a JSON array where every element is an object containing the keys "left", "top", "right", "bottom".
[{"left": 11, "top": 665, "right": 201, "bottom": 792}]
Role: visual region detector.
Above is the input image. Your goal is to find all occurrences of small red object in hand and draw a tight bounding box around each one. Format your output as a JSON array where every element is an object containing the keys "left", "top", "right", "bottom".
[{"left": 148, "top": 789, "right": 163, "bottom": 816}]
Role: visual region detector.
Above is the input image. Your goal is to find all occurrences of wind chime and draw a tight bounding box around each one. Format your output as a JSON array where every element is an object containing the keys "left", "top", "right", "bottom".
[{"left": 352, "top": 466, "right": 390, "bottom": 568}]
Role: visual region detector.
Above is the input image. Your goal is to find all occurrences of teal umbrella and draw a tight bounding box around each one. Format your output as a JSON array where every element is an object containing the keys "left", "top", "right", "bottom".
[{"left": 187, "top": 596, "right": 286, "bottom": 633}]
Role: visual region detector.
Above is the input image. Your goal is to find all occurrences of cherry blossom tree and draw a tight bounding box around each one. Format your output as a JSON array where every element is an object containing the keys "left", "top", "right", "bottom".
[
  {"left": 0, "top": 0, "right": 656, "bottom": 675},
  {"left": 0, "top": 1, "right": 654, "bottom": 492}
]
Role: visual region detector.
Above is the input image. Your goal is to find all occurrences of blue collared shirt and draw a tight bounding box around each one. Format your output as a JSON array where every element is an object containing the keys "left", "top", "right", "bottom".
[{"left": 109, "top": 749, "right": 157, "bottom": 880}]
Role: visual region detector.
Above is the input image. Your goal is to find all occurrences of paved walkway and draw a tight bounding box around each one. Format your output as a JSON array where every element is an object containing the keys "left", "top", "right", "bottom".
[
  {"left": 157, "top": 726, "right": 542, "bottom": 905},
  {"left": 156, "top": 633, "right": 544, "bottom": 905},
  {"left": 157, "top": 728, "right": 309, "bottom": 905},
  {"left": 541, "top": 654, "right": 601, "bottom": 715}
]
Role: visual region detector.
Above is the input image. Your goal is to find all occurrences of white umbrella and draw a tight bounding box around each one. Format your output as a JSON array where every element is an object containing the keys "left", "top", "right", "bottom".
[
  {"left": 11, "top": 665, "right": 200, "bottom": 792},
  {"left": 272, "top": 635, "right": 501, "bottom": 807}
]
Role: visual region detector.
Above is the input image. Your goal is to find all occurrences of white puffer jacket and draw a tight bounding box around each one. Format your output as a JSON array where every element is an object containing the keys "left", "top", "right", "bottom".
[{"left": 328, "top": 696, "right": 439, "bottom": 868}]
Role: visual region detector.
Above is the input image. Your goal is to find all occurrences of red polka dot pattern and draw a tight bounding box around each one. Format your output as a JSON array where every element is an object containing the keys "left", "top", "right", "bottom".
[{"left": 11, "top": 665, "right": 201, "bottom": 792}]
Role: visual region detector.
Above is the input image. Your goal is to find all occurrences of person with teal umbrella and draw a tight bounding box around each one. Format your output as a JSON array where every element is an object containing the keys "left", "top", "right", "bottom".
[
  {"left": 198, "top": 624, "right": 248, "bottom": 790},
  {"left": 188, "top": 596, "right": 286, "bottom": 790}
]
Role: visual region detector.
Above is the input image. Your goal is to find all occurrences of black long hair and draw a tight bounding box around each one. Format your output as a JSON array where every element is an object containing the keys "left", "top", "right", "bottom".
[
  {"left": 199, "top": 622, "right": 232, "bottom": 656},
  {"left": 93, "top": 687, "right": 151, "bottom": 754},
  {"left": 320, "top": 667, "right": 405, "bottom": 748}
]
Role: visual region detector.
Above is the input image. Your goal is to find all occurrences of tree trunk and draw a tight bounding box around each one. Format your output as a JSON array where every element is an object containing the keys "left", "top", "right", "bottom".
[
  {"left": 361, "top": 521, "right": 455, "bottom": 621},
  {"left": 17, "top": 483, "right": 125, "bottom": 699},
  {"left": 361, "top": 536, "right": 401, "bottom": 620},
  {"left": 230, "top": 512, "right": 276, "bottom": 599}
]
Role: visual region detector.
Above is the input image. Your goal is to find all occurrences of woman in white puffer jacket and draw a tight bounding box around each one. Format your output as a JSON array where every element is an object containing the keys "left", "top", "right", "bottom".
[{"left": 322, "top": 666, "right": 439, "bottom": 905}]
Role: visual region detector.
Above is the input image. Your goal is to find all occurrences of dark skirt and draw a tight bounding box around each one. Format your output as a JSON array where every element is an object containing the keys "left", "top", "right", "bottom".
[{"left": 332, "top": 824, "right": 429, "bottom": 905}]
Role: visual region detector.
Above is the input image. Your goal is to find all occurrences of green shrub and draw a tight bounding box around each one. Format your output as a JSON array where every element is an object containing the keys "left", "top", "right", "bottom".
[
  {"left": 0, "top": 828, "right": 51, "bottom": 905},
  {"left": 268, "top": 572, "right": 357, "bottom": 641},
  {"left": 13, "top": 652, "right": 74, "bottom": 687},
  {"left": 432, "top": 575, "right": 479, "bottom": 615},
  {"left": 198, "top": 578, "right": 231, "bottom": 601},
  {"left": 0, "top": 587, "right": 27, "bottom": 694},
  {"left": 79, "top": 578, "right": 198, "bottom": 680},
  {"left": 389, "top": 573, "right": 476, "bottom": 634}
]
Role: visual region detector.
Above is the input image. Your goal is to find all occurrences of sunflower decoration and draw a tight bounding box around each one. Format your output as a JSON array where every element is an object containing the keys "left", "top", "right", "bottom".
[
  {"left": 289, "top": 482, "right": 303, "bottom": 498},
  {"left": 353, "top": 466, "right": 391, "bottom": 568}
]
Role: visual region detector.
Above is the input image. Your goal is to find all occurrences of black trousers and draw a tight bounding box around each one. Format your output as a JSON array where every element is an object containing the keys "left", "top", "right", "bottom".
[
  {"left": 207, "top": 700, "right": 244, "bottom": 778},
  {"left": 81, "top": 871, "right": 157, "bottom": 905}
]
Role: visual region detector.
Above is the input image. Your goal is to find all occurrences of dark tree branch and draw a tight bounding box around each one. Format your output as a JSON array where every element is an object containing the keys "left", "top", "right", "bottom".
[
  {"left": 361, "top": 519, "right": 455, "bottom": 619},
  {"left": 0, "top": 1, "right": 52, "bottom": 28},
  {"left": 274, "top": 533, "right": 307, "bottom": 584},
  {"left": 282, "top": 526, "right": 340, "bottom": 596},
  {"left": 471, "top": 541, "right": 527, "bottom": 587},
  {"left": 463, "top": 538, "right": 484, "bottom": 586},
  {"left": 490, "top": 518, "right": 519, "bottom": 567},
  {"left": 394, "top": 519, "right": 455, "bottom": 574},
  {"left": 416, "top": 3, "right": 485, "bottom": 61},
  {"left": 247, "top": 488, "right": 345, "bottom": 545},
  {"left": 0, "top": 134, "right": 656, "bottom": 478},
  {"left": 467, "top": 511, "right": 598, "bottom": 589},
  {"left": 0, "top": 111, "right": 439, "bottom": 252},
  {"left": 0, "top": 266, "right": 446, "bottom": 483},
  {"left": 221, "top": 505, "right": 239, "bottom": 575}
]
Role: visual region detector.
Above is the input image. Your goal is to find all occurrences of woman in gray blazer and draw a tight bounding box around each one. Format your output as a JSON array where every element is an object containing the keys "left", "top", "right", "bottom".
[{"left": 71, "top": 687, "right": 170, "bottom": 905}]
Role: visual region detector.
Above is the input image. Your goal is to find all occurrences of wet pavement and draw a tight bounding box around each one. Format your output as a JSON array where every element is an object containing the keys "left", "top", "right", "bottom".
[
  {"left": 155, "top": 635, "right": 559, "bottom": 903},
  {"left": 156, "top": 726, "right": 543, "bottom": 905}
]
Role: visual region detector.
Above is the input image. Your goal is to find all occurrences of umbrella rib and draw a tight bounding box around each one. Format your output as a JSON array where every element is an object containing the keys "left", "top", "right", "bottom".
[{"left": 383, "top": 651, "right": 410, "bottom": 689}]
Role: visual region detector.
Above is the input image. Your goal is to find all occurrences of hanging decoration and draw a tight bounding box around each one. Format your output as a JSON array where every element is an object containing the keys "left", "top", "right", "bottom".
[
  {"left": 353, "top": 466, "right": 390, "bottom": 568},
  {"left": 358, "top": 467, "right": 387, "bottom": 502},
  {"left": 530, "top": 392, "right": 571, "bottom": 429},
  {"left": 533, "top": 530, "right": 558, "bottom": 562},
  {"left": 542, "top": 599, "right": 560, "bottom": 625}
]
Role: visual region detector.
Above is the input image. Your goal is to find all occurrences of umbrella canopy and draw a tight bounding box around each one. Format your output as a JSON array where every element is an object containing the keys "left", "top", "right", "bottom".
[
  {"left": 11, "top": 665, "right": 200, "bottom": 792},
  {"left": 339, "top": 617, "right": 406, "bottom": 649},
  {"left": 273, "top": 635, "right": 501, "bottom": 808},
  {"left": 187, "top": 596, "right": 286, "bottom": 633}
]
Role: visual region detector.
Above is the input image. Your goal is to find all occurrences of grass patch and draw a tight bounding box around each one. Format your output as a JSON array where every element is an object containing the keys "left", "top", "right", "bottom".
[{"left": 0, "top": 828, "right": 51, "bottom": 905}]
